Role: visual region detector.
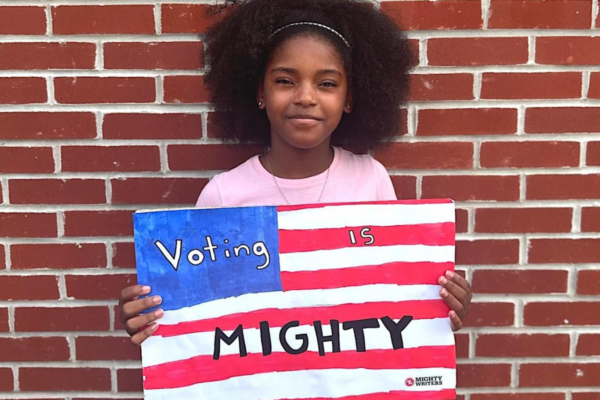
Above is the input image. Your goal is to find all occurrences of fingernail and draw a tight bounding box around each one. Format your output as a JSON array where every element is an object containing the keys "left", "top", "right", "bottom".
[
  {"left": 446, "top": 270, "right": 455, "bottom": 279},
  {"left": 149, "top": 322, "right": 159, "bottom": 331},
  {"left": 142, "top": 286, "right": 151, "bottom": 293},
  {"left": 155, "top": 309, "right": 164, "bottom": 317},
  {"left": 153, "top": 296, "right": 162, "bottom": 304},
  {"left": 449, "top": 310, "right": 456, "bottom": 318},
  {"left": 438, "top": 276, "right": 447, "bottom": 285},
  {"left": 440, "top": 288, "right": 448, "bottom": 297}
]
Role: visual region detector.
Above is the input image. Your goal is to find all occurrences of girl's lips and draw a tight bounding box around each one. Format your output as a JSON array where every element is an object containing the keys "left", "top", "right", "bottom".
[{"left": 287, "top": 117, "right": 322, "bottom": 127}]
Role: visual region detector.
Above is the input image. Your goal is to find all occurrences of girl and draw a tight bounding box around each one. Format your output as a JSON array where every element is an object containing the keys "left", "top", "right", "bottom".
[{"left": 119, "top": 0, "right": 472, "bottom": 346}]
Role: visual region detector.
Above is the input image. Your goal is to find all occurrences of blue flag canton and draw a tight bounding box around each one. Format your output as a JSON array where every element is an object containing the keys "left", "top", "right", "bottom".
[{"left": 133, "top": 207, "right": 282, "bottom": 311}]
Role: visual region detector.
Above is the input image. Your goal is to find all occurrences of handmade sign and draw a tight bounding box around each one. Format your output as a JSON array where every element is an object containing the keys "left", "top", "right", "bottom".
[{"left": 133, "top": 199, "right": 457, "bottom": 400}]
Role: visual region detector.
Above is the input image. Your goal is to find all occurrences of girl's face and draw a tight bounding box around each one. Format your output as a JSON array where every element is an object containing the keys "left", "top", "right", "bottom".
[{"left": 257, "top": 35, "right": 352, "bottom": 151}]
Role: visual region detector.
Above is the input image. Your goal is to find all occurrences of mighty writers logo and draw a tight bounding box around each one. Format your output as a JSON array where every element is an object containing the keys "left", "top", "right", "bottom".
[{"left": 406, "top": 376, "right": 444, "bottom": 387}]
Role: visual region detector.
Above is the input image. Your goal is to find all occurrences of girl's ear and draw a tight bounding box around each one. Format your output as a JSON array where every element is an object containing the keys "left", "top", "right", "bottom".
[{"left": 344, "top": 91, "right": 353, "bottom": 114}]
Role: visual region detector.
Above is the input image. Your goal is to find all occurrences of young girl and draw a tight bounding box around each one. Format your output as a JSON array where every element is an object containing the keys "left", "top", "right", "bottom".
[{"left": 119, "top": 0, "right": 472, "bottom": 346}]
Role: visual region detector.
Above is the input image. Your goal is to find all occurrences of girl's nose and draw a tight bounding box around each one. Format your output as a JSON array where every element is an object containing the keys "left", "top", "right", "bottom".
[{"left": 293, "top": 83, "right": 317, "bottom": 107}]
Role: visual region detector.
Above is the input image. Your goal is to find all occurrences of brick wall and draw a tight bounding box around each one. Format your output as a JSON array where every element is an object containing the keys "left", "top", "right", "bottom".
[{"left": 0, "top": 0, "right": 599, "bottom": 398}]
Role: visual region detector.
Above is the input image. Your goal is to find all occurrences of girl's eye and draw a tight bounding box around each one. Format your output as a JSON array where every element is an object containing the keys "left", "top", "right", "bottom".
[
  {"left": 276, "top": 79, "right": 293, "bottom": 85},
  {"left": 321, "top": 81, "right": 337, "bottom": 88}
]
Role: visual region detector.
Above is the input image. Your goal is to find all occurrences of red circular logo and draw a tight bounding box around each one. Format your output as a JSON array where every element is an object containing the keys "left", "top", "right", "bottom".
[{"left": 405, "top": 378, "right": 415, "bottom": 387}]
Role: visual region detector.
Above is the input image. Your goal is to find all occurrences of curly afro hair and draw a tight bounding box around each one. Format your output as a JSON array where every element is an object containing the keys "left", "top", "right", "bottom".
[{"left": 204, "top": 0, "right": 415, "bottom": 152}]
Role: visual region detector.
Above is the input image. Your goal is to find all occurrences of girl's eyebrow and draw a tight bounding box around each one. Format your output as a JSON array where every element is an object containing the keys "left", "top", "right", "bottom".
[{"left": 270, "top": 67, "right": 342, "bottom": 77}]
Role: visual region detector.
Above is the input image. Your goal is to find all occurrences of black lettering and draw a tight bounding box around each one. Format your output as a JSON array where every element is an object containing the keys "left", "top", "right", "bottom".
[
  {"left": 314, "top": 320, "right": 340, "bottom": 356},
  {"left": 342, "top": 318, "right": 380, "bottom": 352},
  {"left": 381, "top": 316, "right": 413, "bottom": 350},
  {"left": 213, "top": 325, "right": 246, "bottom": 360},
  {"left": 279, "top": 321, "right": 308, "bottom": 355},
  {"left": 259, "top": 321, "right": 272, "bottom": 356}
]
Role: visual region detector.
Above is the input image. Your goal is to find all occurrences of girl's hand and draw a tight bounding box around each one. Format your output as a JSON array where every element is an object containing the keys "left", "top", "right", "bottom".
[
  {"left": 438, "top": 271, "right": 472, "bottom": 332},
  {"left": 119, "top": 285, "right": 164, "bottom": 346}
]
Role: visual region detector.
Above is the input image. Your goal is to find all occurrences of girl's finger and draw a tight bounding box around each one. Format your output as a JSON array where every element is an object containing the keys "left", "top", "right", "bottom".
[
  {"left": 131, "top": 322, "right": 160, "bottom": 346},
  {"left": 121, "top": 295, "right": 162, "bottom": 320},
  {"left": 445, "top": 271, "right": 472, "bottom": 295},
  {"left": 440, "top": 288, "right": 465, "bottom": 320},
  {"left": 449, "top": 310, "right": 463, "bottom": 332},
  {"left": 125, "top": 308, "right": 164, "bottom": 336},
  {"left": 119, "top": 285, "right": 151, "bottom": 305},
  {"left": 439, "top": 276, "right": 468, "bottom": 305}
]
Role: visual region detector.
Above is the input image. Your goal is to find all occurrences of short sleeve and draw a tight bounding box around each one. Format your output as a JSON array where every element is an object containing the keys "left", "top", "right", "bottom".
[
  {"left": 373, "top": 160, "right": 397, "bottom": 201},
  {"left": 195, "top": 177, "right": 223, "bottom": 208}
]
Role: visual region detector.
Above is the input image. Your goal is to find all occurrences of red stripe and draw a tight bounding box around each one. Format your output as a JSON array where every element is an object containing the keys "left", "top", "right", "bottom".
[
  {"left": 279, "top": 223, "right": 455, "bottom": 253},
  {"left": 277, "top": 198, "right": 453, "bottom": 212},
  {"left": 155, "top": 300, "right": 448, "bottom": 337},
  {"left": 143, "top": 345, "right": 456, "bottom": 390},
  {"left": 282, "top": 262, "right": 454, "bottom": 291},
  {"left": 284, "top": 389, "right": 456, "bottom": 400}
]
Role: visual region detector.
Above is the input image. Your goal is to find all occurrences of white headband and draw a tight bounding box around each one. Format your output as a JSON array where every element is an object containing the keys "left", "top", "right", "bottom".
[{"left": 268, "top": 22, "right": 351, "bottom": 48}]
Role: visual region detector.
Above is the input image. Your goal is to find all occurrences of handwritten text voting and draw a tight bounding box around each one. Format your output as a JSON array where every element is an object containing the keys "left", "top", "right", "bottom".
[{"left": 133, "top": 200, "right": 457, "bottom": 400}]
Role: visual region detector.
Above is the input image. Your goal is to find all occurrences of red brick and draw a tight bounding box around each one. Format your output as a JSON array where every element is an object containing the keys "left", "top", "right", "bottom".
[
  {"left": 481, "top": 141, "right": 580, "bottom": 168},
  {"left": 64, "top": 210, "right": 134, "bottom": 237},
  {"left": 472, "top": 270, "right": 568, "bottom": 294},
  {"left": 9, "top": 179, "right": 106, "bottom": 205},
  {"left": 422, "top": 175, "right": 520, "bottom": 201},
  {"left": 456, "top": 209, "right": 468, "bottom": 233},
  {"left": 456, "top": 240, "right": 519, "bottom": 265},
  {"left": 104, "top": 42, "right": 204, "bottom": 70},
  {"left": 525, "top": 302, "right": 600, "bottom": 326},
  {"left": 55, "top": 77, "right": 155, "bottom": 104},
  {"left": 111, "top": 178, "right": 208, "bottom": 205},
  {"left": 117, "top": 368, "right": 143, "bottom": 392},
  {"left": 0, "top": 112, "right": 95, "bottom": 140},
  {"left": 489, "top": 0, "right": 591, "bottom": 29},
  {"left": 388, "top": 176, "right": 417, "bottom": 200},
  {"left": 520, "top": 363, "right": 600, "bottom": 387},
  {"left": 455, "top": 333, "right": 469, "bottom": 359},
  {"left": 475, "top": 207, "right": 573, "bottom": 233},
  {"left": 20, "top": 367, "right": 111, "bottom": 391},
  {"left": 0, "top": 337, "right": 69, "bottom": 361},
  {"left": 15, "top": 307, "right": 110, "bottom": 332},
  {"left": 587, "top": 142, "right": 600, "bottom": 166},
  {"left": 582, "top": 207, "right": 600, "bottom": 232},
  {"left": 476, "top": 334, "right": 570, "bottom": 357},
  {"left": 0, "top": 77, "right": 47, "bottom": 104},
  {"left": 573, "top": 393, "right": 600, "bottom": 400},
  {"left": 464, "top": 303, "right": 514, "bottom": 327},
  {"left": 408, "top": 74, "right": 473, "bottom": 102},
  {"left": 62, "top": 146, "right": 160, "bottom": 172},
  {"left": 52, "top": 5, "right": 154, "bottom": 35},
  {"left": 375, "top": 142, "right": 473, "bottom": 169},
  {"left": 76, "top": 336, "right": 140, "bottom": 361},
  {"left": 11, "top": 243, "right": 107, "bottom": 270},
  {"left": 66, "top": 274, "right": 136, "bottom": 300},
  {"left": 589, "top": 72, "right": 600, "bottom": 99},
  {"left": 168, "top": 144, "right": 263, "bottom": 171},
  {"left": 418, "top": 108, "right": 517, "bottom": 135},
  {"left": 0, "top": 309, "right": 7, "bottom": 332},
  {"left": 382, "top": 1, "right": 482, "bottom": 30},
  {"left": 472, "top": 394, "right": 565, "bottom": 400},
  {"left": 577, "top": 270, "right": 600, "bottom": 295},
  {"left": 457, "top": 364, "right": 511, "bottom": 388},
  {"left": 161, "top": 4, "right": 228, "bottom": 34},
  {"left": 527, "top": 175, "right": 600, "bottom": 200},
  {"left": 164, "top": 76, "right": 209, "bottom": 104},
  {"left": 0, "top": 147, "right": 54, "bottom": 173},
  {"left": 0, "top": 276, "right": 59, "bottom": 300},
  {"left": 537, "top": 37, "right": 600, "bottom": 65},
  {"left": 112, "top": 242, "right": 135, "bottom": 269},
  {"left": 103, "top": 113, "right": 203, "bottom": 140},
  {"left": 0, "top": 368, "right": 13, "bottom": 391},
  {"left": 481, "top": 72, "right": 582, "bottom": 100},
  {"left": 0, "top": 43, "right": 95, "bottom": 70},
  {"left": 529, "top": 239, "right": 600, "bottom": 263},
  {"left": 0, "top": 6, "right": 46, "bottom": 34},
  {"left": 526, "top": 107, "right": 600, "bottom": 133},
  {"left": 577, "top": 334, "right": 600, "bottom": 356},
  {"left": 428, "top": 37, "right": 529, "bottom": 66},
  {"left": 0, "top": 213, "right": 57, "bottom": 238}
]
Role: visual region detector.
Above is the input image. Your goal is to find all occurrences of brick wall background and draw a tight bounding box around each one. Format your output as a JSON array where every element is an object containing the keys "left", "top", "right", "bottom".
[{"left": 0, "top": 0, "right": 599, "bottom": 398}]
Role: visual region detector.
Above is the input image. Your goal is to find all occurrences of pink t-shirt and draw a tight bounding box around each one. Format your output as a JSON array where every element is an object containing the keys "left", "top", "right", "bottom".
[{"left": 196, "top": 146, "right": 397, "bottom": 208}]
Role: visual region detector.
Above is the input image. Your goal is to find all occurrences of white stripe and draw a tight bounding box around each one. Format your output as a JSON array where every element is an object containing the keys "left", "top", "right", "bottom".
[
  {"left": 142, "top": 317, "right": 453, "bottom": 367},
  {"left": 278, "top": 203, "right": 455, "bottom": 230},
  {"left": 157, "top": 284, "right": 442, "bottom": 326},
  {"left": 280, "top": 244, "right": 454, "bottom": 272},
  {"left": 144, "top": 367, "right": 456, "bottom": 400}
]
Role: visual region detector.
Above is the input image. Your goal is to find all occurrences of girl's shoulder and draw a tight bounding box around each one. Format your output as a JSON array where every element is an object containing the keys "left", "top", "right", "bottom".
[{"left": 335, "top": 146, "right": 389, "bottom": 178}]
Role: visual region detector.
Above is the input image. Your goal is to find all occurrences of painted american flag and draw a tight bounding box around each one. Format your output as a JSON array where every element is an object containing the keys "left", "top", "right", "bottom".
[{"left": 133, "top": 199, "right": 456, "bottom": 400}]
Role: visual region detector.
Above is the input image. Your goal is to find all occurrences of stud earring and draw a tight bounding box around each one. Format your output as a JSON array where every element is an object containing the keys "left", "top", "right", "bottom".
[
  {"left": 346, "top": 104, "right": 351, "bottom": 109},
  {"left": 258, "top": 101, "right": 263, "bottom": 107}
]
